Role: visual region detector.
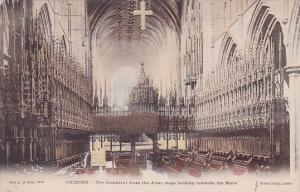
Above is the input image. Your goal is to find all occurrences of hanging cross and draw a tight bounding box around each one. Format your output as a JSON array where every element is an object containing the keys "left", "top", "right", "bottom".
[{"left": 133, "top": 0, "right": 153, "bottom": 31}]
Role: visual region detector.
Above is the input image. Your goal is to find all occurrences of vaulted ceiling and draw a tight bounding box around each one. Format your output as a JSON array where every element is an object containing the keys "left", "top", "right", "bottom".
[
  {"left": 88, "top": 0, "right": 182, "bottom": 48},
  {"left": 88, "top": 0, "right": 182, "bottom": 95}
]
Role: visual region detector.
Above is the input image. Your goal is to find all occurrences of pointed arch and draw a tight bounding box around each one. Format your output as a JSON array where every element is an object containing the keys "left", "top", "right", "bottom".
[
  {"left": 37, "top": 3, "right": 52, "bottom": 40},
  {"left": 246, "top": 1, "right": 286, "bottom": 69},
  {"left": 218, "top": 32, "right": 237, "bottom": 67}
]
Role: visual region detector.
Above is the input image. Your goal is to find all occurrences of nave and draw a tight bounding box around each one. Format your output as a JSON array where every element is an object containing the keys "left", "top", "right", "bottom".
[{"left": 0, "top": 0, "right": 299, "bottom": 184}]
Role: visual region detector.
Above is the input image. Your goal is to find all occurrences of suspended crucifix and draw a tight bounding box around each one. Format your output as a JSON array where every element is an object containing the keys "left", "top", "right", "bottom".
[{"left": 133, "top": 0, "right": 153, "bottom": 31}]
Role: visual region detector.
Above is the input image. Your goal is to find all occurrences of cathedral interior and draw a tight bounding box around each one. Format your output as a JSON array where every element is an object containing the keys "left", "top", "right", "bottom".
[{"left": 0, "top": 0, "right": 300, "bottom": 180}]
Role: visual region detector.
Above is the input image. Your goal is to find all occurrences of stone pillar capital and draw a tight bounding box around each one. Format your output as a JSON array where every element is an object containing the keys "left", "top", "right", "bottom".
[{"left": 285, "top": 66, "right": 300, "bottom": 76}]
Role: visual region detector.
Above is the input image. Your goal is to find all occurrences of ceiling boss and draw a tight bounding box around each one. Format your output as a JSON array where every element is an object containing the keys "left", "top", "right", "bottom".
[{"left": 133, "top": 0, "right": 153, "bottom": 31}]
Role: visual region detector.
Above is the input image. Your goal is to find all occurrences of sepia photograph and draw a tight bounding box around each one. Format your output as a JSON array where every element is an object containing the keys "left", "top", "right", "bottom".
[{"left": 0, "top": 0, "right": 299, "bottom": 191}]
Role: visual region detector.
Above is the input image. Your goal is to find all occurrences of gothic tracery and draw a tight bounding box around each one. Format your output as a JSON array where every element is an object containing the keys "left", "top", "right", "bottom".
[{"left": 0, "top": 0, "right": 299, "bottom": 180}]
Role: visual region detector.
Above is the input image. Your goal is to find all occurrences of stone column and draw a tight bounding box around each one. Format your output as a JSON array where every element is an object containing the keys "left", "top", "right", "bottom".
[
  {"left": 6, "top": 141, "right": 10, "bottom": 167},
  {"left": 28, "top": 128, "right": 33, "bottom": 162},
  {"left": 176, "top": 131, "right": 179, "bottom": 150},
  {"left": 110, "top": 134, "right": 113, "bottom": 152},
  {"left": 166, "top": 132, "right": 169, "bottom": 150},
  {"left": 185, "top": 132, "right": 188, "bottom": 150},
  {"left": 119, "top": 136, "right": 122, "bottom": 152},
  {"left": 131, "top": 139, "right": 136, "bottom": 155},
  {"left": 91, "top": 135, "right": 94, "bottom": 151},
  {"left": 20, "top": 128, "right": 25, "bottom": 162},
  {"left": 189, "top": 132, "right": 192, "bottom": 150},
  {"left": 50, "top": 128, "right": 56, "bottom": 161},
  {"left": 151, "top": 134, "right": 158, "bottom": 168},
  {"left": 286, "top": 66, "right": 300, "bottom": 181}
]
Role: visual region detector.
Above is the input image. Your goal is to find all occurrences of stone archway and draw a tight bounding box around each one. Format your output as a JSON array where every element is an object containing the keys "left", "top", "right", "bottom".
[
  {"left": 218, "top": 32, "right": 238, "bottom": 68},
  {"left": 245, "top": 2, "right": 289, "bottom": 160},
  {"left": 286, "top": 0, "right": 300, "bottom": 183}
]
